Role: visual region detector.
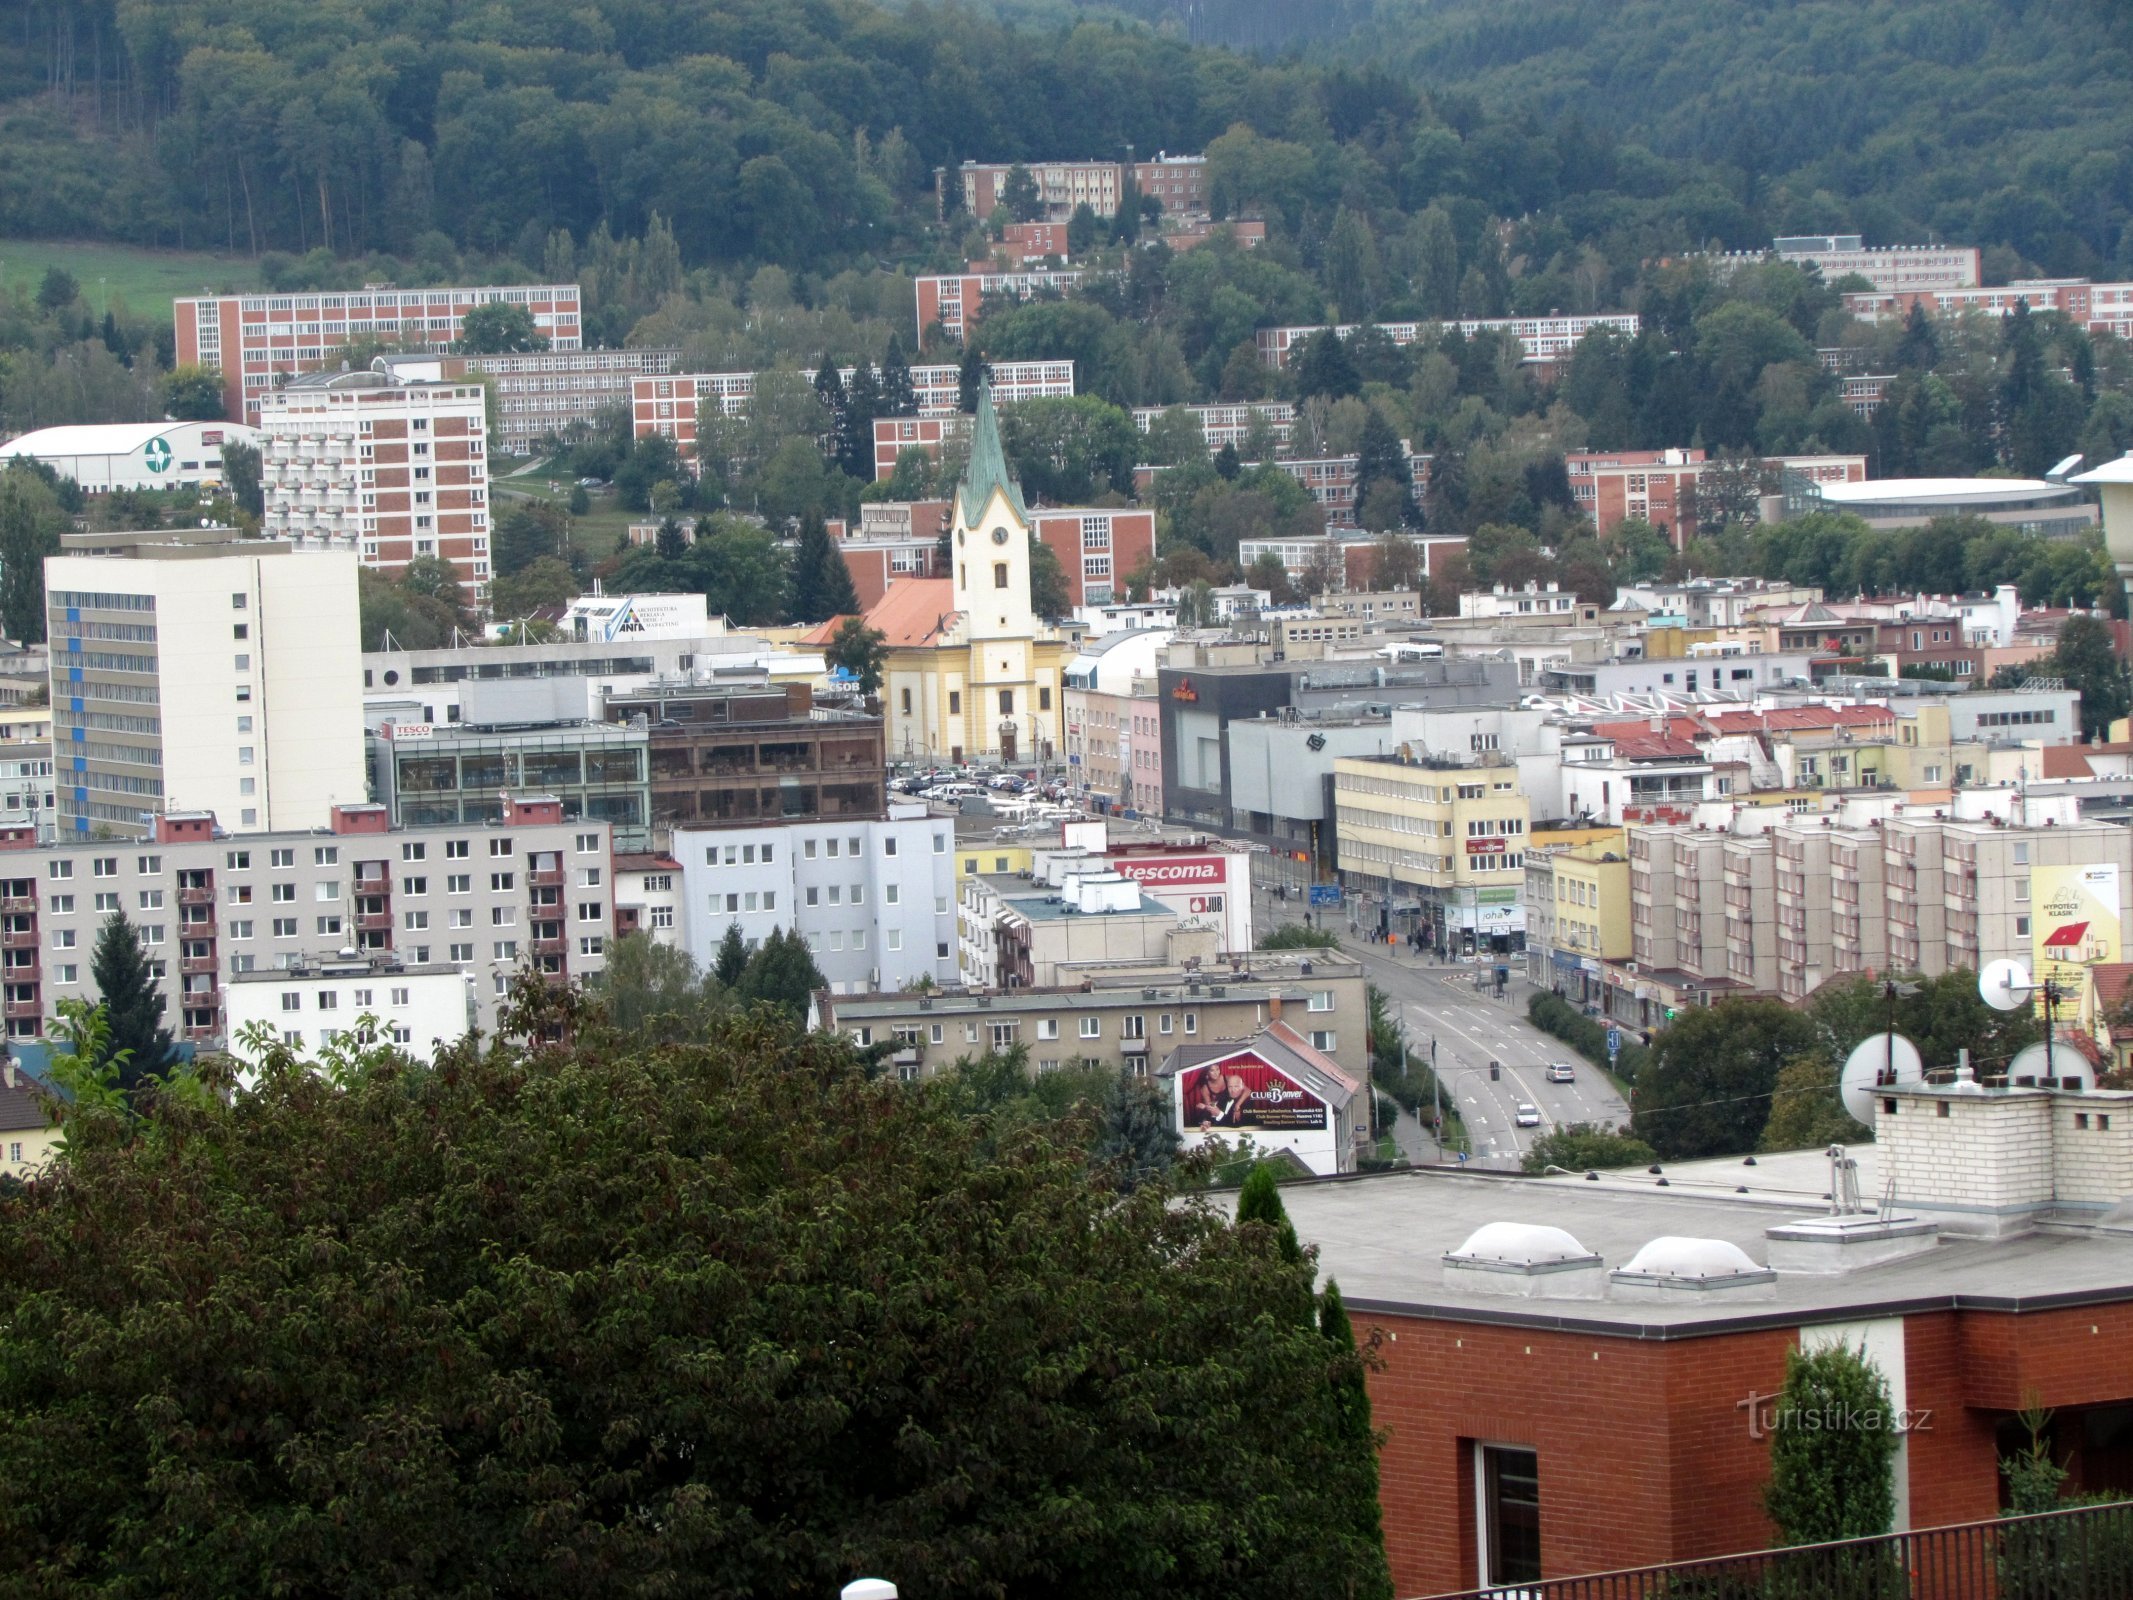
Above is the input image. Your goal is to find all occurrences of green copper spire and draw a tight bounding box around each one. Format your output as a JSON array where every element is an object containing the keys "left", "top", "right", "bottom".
[{"left": 957, "top": 374, "right": 1027, "bottom": 526}]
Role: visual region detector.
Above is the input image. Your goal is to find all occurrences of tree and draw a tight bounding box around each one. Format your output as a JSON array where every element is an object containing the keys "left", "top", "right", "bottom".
[
  {"left": 2047, "top": 614, "right": 2131, "bottom": 741},
  {"left": 788, "top": 511, "right": 861, "bottom": 623},
  {"left": 0, "top": 1003, "right": 1393, "bottom": 1598},
  {"left": 958, "top": 345, "right": 989, "bottom": 410},
  {"left": 999, "top": 163, "right": 1043, "bottom": 223},
  {"left": 590, "top": 934, "right": 722, "bottom": 1042},
  {"left": 737, "top": 926, "right": 828, "bottom": 1022},
  {"left": 1764, "top": 1343, "right": 1899, "bottom": 1546},
  {"left": 654, "top": 516, "right": 689, "bottom": 559},
  {"left": 1353, "top": 409, "right": 1417, "bottom": 529},
  {"left": 489, "top": 556, "right": 578, "bottom": 619},
  {"left": 1028, "top": 533, "right": 1071, "bottom": 620},
  {"left": 160, "top": 364, "right": 226, "bottom": 421},
  {"left": 1630, "top": 1000, "right": 1818, "bottom": 1159},
  {"left": 825, "top": 617, "right": 888, "bottom": 695},
  {"left": 0, "top": 466, "right": 67, "bottom": 644},
  {"left": 1757, "top": 1053, "right": 1868, "bottom": 1153},
  {"left": 1292, "top": 329, "right": 1360, "bottom": 401},
  {"left": 1247, "top": 552, "right": 1299, "bottom": 606},
  {"left": 1233, "top": 1161, "right": 1303, "bottom": 1266},
  {"left": 880, "top": 334, "right": 918, "bottom": 418},
  {"left": 1299, "top": 538, "right": 1345, "bottom": 597},
  {"left": 90, "top": 911, "right": 172, "bottom": 1094},
  {"left": 1091, "top": 1073, "right": 1182, "bottom": 1191},
  {"left": 1686, "top": 449, "right": 1763, "bottom": 535},
  {"left": 35, "top": 267, "right": 78, "bottom": 312},
  {"left": 220, "top": 440, "right": 263, "bottom": 518},
  {"left": 1316, "top": 1281, "right": 1393, "bottom": 1600},
  {"left": 713, "top": 921, "right": 750, "bottom": 989},
  {"left": 1066, "top": 202, "right": 1100, "bottom": 257},
  {"left": 495, "top": 498, "right": 570, "bottom": 577},
  {"left": 454, "top": 301, "right": 550, "bottom": 354},
  {"left": 398, "top": 554, "right": 472, "bottom": 626}
]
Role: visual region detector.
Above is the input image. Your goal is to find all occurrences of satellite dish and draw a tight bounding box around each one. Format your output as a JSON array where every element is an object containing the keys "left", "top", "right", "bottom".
[
  {"left": 1840, "top": 1032, "right": 1923, "bottom": 1127},
  {"left": 1980, "top": 958, "right": 2032, "bottom": 1013},
  {"left": 2006, "top": 1041, "right": 2069, "bottom": 1083}
]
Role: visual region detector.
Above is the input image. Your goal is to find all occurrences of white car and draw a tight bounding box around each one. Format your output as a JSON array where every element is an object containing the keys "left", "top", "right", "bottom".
[
  {"left": 1515, "top": 1103, "right": 1543, "bottom": 1128},
  {"left": 1546, "top": 1062, "right": 1576, "bottom": 1084}
]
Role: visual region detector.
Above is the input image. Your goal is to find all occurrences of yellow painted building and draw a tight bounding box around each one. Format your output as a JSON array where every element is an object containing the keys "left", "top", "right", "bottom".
[
  {"left": 1333, "top": 754, "right": 1532, "bottom": 954},
  {"left": 870, "top": 381, "right": 1070, "bottom": 767},
  {"left": 955, "top": 840, "right": 1037, "bottom": 881},
  {"left": 1551, "top": 840, "right": 1633, "bottom": 962}
]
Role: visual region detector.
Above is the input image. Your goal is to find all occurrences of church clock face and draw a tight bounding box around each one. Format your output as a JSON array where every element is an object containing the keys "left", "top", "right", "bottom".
[{"left": 991, "top": 526, "right": 1010, "bottom": 544}]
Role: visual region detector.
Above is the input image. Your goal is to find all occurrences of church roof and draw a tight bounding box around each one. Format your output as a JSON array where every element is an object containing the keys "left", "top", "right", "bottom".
[
  {"left": 863, "top": 579, "right": 958, "bottom": 647},
  {"left": 956, "top": 376, "right": 1028, "bottom": 526}
]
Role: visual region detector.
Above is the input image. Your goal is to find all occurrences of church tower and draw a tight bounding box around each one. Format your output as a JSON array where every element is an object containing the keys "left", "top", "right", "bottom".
[{"left": 950, "top": 378, "right": 1037, "bottom": 643}]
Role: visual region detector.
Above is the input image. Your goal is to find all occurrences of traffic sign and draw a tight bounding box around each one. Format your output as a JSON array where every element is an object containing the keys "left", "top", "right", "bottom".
[
  {"left": 1606, "top": 1025, "right": 1622, "bottom": 1060},
  {"left": 1308, "top": 884, "right": 1343, "bottom": 908}
]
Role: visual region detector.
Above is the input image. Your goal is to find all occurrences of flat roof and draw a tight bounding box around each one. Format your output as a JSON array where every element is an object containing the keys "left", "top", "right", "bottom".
[
  {"left": 0, "top": 421, "right": 255, "bottom": 456},
  {"left": 1816, "top": 478, "right": 2079, "bottom": 507},
  {"left": 1245, "top": 1152, "right": 2133, "bottom": 1338}
]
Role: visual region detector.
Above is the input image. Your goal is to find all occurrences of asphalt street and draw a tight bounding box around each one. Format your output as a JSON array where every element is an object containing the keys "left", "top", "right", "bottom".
[{"left": 1251, "top": 883, "right": 1632, "bottom": 1169}]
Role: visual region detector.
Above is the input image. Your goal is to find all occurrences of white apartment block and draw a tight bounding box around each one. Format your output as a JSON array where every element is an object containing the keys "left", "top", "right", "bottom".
[
  {"left": 915, "top": 271, "right": 1084, "bottom": 343},
  {"left": 675, "top": 805, "right": 957, "bottom": 994},
  {"left": 175, "top": 283, "right": 582, "bottom": 425},
  {"left": 1769, "top": 236, "right": 1981, "bottom": 293},
  {"left": 258, "top": 368, "right": 492, "bottom": 600},
  {"left": 0, "top": 800, "right": 611, "bottom": 1045},
  {"left": 1254, "top": 314, "right": 1640, "bottom": 370},
  {"left": 383, "top": 347, "right": 679, "bottom": 454},
  {"left": 614, "top": 850, "right": 683, "bottom": 947},
  {"left": 225, "top": 952, "right": 477, "bottom": 1069},
  {"left": 45, "top": 536, "right": 364, "bottom": 839},
  {"left": 630, "top": 361, "right": 1074, "bottom": 450},
  {"left": 1131, "top": 402, "right": 1295, "bottom": 451}
]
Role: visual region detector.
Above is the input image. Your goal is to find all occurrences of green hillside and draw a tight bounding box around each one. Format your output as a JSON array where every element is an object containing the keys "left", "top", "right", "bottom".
[{"left": 0, "top": 239, "right": 258, "bottom": 323}]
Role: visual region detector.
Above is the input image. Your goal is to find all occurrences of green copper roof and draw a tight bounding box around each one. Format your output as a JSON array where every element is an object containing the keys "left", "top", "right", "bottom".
[{"left": 957, "top": 375, "right": 1027, "bottom": 526}]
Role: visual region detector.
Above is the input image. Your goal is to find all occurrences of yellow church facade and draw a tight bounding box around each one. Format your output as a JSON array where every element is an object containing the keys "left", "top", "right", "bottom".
[{"left": 869, "top": 382, "right": 1071, "bottom": 767}]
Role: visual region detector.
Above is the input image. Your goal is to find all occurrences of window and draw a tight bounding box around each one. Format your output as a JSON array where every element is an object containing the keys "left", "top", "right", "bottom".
[
  {"left": 579, "top": 936, "right": 605, "bottom": 956},
  {"left": 402, "top": 843, "right": 427, "bottom": 862},
  {"left": 650, "top": 905, "right": 674, "bottom": 929},
  {"left": 490, "top": 839, "right": 514, "bottom": 858},
  {"left": 314, "top": 847, "right": 337, "bottom": 866},
  {"left": 578, "top": 902, "right": 602, "bottom": 921},
  {"left": 52, "top": 929, "right": 73, "bottom": 950},
  {"left": 272, "top": 917, "right": 297, "bottom": 937},
  {"left": 232, "top": 593, "right": 247, "bottom": 610},
  {"left": 1184, "top": 1012, "right": 1197, "bottom": 1034},
  {"left": 316, "top": 916, "right": 341, "bottom": 936},
  {"left": 993, "top": 562, "right": 1009, "bottom": 588},
  {"left": 948, "top": 691, "right": 961, "bottom": 715},
  {"left": 1159, "top": 1013, "right": 1173, "bottom": 1034},
  {"left": 94, "top": 892, "right": 119, "bottom": 913},
  {"left": 998, "top": 689, "right": 1013, "bottom": 715},
  {"left": 577, "top": 868, "right": 602, "bottom": 887},
  {"left": 403, "top": 877, "right": 427, "bottom": 896},
  {"left": 884, "top": 884, "right": 899, "bottom": 905},
  {"left": 271, "top": 883, "right": 295, "bottom": 904},
  {"left": 1478, "top": 1446, "right": 1541, "bottom": 1587},
  {"left": 1308, "top": 990, "right": 1335, "bottom": 1012},
  {"left": 1039, "top": 686, "right": 1051, "bottom": 711},
  {"left": 226, "top": 884, "right": 252, "bottom": 904},
  {"left": 575, "top": 832, "right": 599, "bottom": 853},
  {"left": 46, "top": 861, "right": 69, "bottom": 880},
  {"left": 494, "top": 941, "right": 517, "bottom": 960},
  {"left": 451, "top": 908, "right": 473, "bottom": 928},
  {"left": 271, "top": 848, "right": 294, "bottom": 868},
  {"left": 229, "top": 920, "right": 252, "bottom": 940},
  {"left": 281, "top": 993, "right": 302, "bottom": 1012},
  {"left": 1122, "top": 1015, "right": 1145, "bottom": 1039},
  {"left": 404, "top": 911, "right": 429, "bottom": 930},
  {"left": 92, "top": 857, "right": 117, "bottom": 878},
  {"left": 934, "top": 833, "right": 947, "bottom": 854},
  {"left": 447, "top": 874, "right": 470, "bottom": 894},
  {"left": 53, "top": 966, "right": 75, "bottom": 985},
  {"left": 886, "top": 929, "right": 902, "bottom": 951},
  {"left": 490, "top": 873, "right": 515, "bottom": 892},
  {"left": 450, "top": 943, "right": 474, "bottom": 963},
  {"left": 48, "top": 894, "right": 72, "bottom": 914},
  {"left": 1079, "top": 1016, "right": 1101, "bottom": 1038},
  {"left": 492, "top": 907, "right": 517, "bottom": 926},
  {"left": 445, "top": 840, "right": 469, "bottom": 859},
  {"left": 315, "top": 882, "right": 340, "bottom": 903},
  {"left": 1310, "top": 1029, "right": 1337, "bottom": 1052}
]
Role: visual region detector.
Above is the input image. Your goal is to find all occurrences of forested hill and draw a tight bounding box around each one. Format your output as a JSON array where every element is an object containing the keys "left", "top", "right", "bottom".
[
  {"left": 1, "top": 0, "right": 2127, "bottom": 285},
  {"left": 1320, "top": 0, "right": 2133, "bottom": 281}
]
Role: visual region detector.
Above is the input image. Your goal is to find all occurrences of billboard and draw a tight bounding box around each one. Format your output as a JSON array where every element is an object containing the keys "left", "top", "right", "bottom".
[
  {"left": 1179, "top": 1051, "right": 1328, "bottom": 1132},
  {"left": 2033, "top": 863, "right": 2121, "bottom": 1009},
  {"left": 1109, "top": 854, "right": 1224, "bottom": 886}
]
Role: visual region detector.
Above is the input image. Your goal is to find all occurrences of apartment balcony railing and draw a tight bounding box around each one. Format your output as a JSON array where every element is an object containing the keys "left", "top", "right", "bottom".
[{"left": 1424, "top": 1498, "right": 2133, "bottom": 1600}]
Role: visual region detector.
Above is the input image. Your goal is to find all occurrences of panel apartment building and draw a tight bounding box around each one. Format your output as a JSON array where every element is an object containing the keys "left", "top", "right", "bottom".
[
  {"left": 0, "top": 798, "right": 611, "bottom": 1045},
  {"left": 383, "top": 347, "right": 679, "bottom": 454},
  {"left": 1254, "top": 314, "right": 1640, "bottom": 371},
  {"left": 258, "top": 367, "right": 492, "bottom": 598},
  {"left": 45, "top": 533, "right": 365, "bottom": 840},
  {"left": 175, "top": 283, "right": 582, "bottom": 425}
]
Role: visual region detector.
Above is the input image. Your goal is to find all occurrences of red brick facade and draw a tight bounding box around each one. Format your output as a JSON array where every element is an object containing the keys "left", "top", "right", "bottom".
[{"left": 1355, "top": 1298, "right": 2133, "bottom": 1596}]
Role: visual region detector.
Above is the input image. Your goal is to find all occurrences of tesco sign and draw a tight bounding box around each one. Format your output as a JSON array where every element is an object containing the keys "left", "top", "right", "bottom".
[{"left": 1109, "top": 855, "right": 1225, "bottom": 886}]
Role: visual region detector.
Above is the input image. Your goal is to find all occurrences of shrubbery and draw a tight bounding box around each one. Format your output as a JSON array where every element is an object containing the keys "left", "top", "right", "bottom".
[{"left": 1528, "top": 991, "right": 1648, "bottom": 1081}]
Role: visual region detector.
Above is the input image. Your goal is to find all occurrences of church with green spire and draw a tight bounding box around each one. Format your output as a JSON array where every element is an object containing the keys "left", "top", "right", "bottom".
[{"left": 866, "top": 376, "right": 1070, "bottom": 766}]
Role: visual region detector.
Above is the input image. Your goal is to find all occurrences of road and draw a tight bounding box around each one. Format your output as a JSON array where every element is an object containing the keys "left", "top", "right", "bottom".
[{"left": 1251, "top": 883, "right": 1631, "bottom": 1169}]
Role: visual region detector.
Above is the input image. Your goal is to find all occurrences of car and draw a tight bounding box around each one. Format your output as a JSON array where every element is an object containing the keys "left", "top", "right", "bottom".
[
  {"left": 1546, "top": 1062, "right": 1576, "bottom": 1083},
  {"left": 574, "top": 476, "right": 605, "bottom": 489},
  {"left": 1514, "top": 1103, "right": 1542, "bottom": 1128}
]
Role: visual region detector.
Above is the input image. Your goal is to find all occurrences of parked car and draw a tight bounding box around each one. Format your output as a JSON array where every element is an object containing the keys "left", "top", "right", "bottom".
[{"left": 1515, "top": 1102, "right": 1543, "bottom": 1128}]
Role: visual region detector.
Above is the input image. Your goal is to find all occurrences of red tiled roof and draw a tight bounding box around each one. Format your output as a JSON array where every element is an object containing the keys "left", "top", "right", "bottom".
[
  {"left": 2039, "top": 747, "right": 2096, "bottom": 780},
  {"left": 863, "top": 579, "right": 958, "bottom": 647},
  {"left": 2090, "top": 962, "right": 2133, "bottom": 1015},
  {"left": 1610, "top": 734, "right": 1704, "bottom": 760}
]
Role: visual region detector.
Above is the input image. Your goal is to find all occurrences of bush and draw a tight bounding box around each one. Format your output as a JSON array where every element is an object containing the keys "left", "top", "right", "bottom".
[
  {"left": 1527, "top": 992, "right": 1649, "bottom": 1081},
  {"left": 1765, "top": 1344, "right": 1899, "bottom": 1546},
  {"left": 1259, "top": 923, "right": 1341, "bottom": 950},
  {"left": 1520, "top": 1123, "right": 1658, "bottom": 1175}
]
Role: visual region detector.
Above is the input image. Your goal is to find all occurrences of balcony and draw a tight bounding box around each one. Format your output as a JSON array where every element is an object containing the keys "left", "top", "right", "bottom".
[
  {"left": 532, "top": 934, "right": 565, "bottom": 955},
  {"left": 0, "top": 895, "right": 32, "bottom": 916},
  {"left": 355, "top": 911, "right": 393, "bottom": 933},
  {"left": 1120, "top": 1036, "right": 1151, "bottom": 1055},
  {"left": 1, "top": 927, "right": 35, "bottom": 950},
  {"left": 3, "top": 998, "right": 39, "bottom": 1021},
  {"left": 177, "top": 884, "right": 214, "bottom": 907},
  {"left": 180, "top": 954, "right": 217, "bottom": 976},
  {"left": 527, "top": 867, "right": 564, "bottom": 890}
]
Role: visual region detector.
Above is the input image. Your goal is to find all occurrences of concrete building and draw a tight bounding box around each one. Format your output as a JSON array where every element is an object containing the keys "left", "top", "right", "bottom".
[
  {"left": 258, "top": 366, "right": 492, "bottom": 598},
  {"left": 602, "top": 680, "right": 884, "bottom": 832},
  {"left": 1132, "top": 153, "right": 1208, "bottom": 218},
  {"left": 1532, "top": 836, "right": 1631, "bottom": 1000},
  {"left": 958, "top": 868, "right": 1213, "bottom": 990},
  {"left": 814, "top": 947, "right": 1367, "bottom": 1085},
  {"left": 176, "top": 283, "right": 582, "bottom": 425},
  {"left": 1063, "top": 628, "right": 1168, "bottom": 813},
  {"left": 360, "top": 625, "right": 781, "bottom": 724},
  {"left": 45, "top": 534, "right": 364, "bottom": 839},
  {"left": 611, "top": 850, "right": 682, "bottom": 947},
  {"left": 0, "top": 421, "right": 262, "bottom": 494},
  {"left": 1333, "top": 751, "right": 1532, "bottom": 955},
  {"left": 1161, "top": 1022, "right": 1366, "bottom": 1177},
  {"left": 1794, "top": 477, "right": 2099, "bottom": 537},
  {"left": 1567, "top": 449, "right": 1867, "bottom": 547},
  {"left": 0, "top": 798, "right": 611, "bottom": 1045},
  {"left": 381, "top": 347, "right": 678, "bottom": 455},
  {"left": 225, "top": 950, "right": 476, "bottom": 1067},
  {"left": 1255, "top": 314, "right": 1639, "bottom": 372},
  {"left": 631, "top": 361, "right": 1074, "bottom": 454},
  {"left": 1235, "top": 531, "right": 1466, "bottom": 586},
  {"left": 948, "top": 159, "right": 1126, "bottom": 222},
  {"left": 674, "top": 804, "right": 957, "bottom": 993},
  {"left": 915, "top": 271, "right": 1083, "bottom": 344},
  {"left": 1844, "top": 278, "right": 2133, "bottom": 339},
  {"left": 1032, "top": 507, "right": 1153, "bottom": 608},
  {"left": 1130, "top": 401, "right": 1294, "bottom": 452},
  {"left": 1757, "top": 235, "right": 1982, "bottom": 293},
  {"left": 370, "top": 680, "right": 649, "bottom": 847}
]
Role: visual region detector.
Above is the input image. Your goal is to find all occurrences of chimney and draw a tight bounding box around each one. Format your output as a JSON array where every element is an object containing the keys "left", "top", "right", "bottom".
[
  {"left": 2, "top": 1060, "right": 14, "bottom": 1090},
  {"left": 1268, "top": 995, "right": 1284, "bottom": 1022}
]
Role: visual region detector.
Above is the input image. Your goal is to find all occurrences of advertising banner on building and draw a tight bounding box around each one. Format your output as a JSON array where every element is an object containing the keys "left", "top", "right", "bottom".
[
  {"left": 2034, "top": 863, "right": 2121, "bottom": 1010},
  {"left": 1108, "top": 854, "right": 1224, "bottom": 887},
  {"left": 1179, "top": 1051, "right": 1329, "bottom": 1132}
]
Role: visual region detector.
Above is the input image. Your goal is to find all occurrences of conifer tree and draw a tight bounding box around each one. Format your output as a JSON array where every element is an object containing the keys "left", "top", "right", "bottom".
[
  {"left": 880, "top": 333, "right": 918, "bottom": 417},
  {"left": 1235, "top": 1161, "right": 1303, "bottom": 1265},
  {"left": 713, "top": 921, "right": 750, "bottom": 990},
  {"left": 90, "top": 911, "right": 172, "bottom": 1093},
  {"left": 788, "top": 513, "right": 859, "bottom": 622},
  {"left": 1318, "top": 1281, "right": 1392, "bottom": 1600},
  {"left": 957, "top": 345, "right": 989, "bottom": 413},
  {"left": 842, "top": 362, "right": 883, "bottom": 480}
]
